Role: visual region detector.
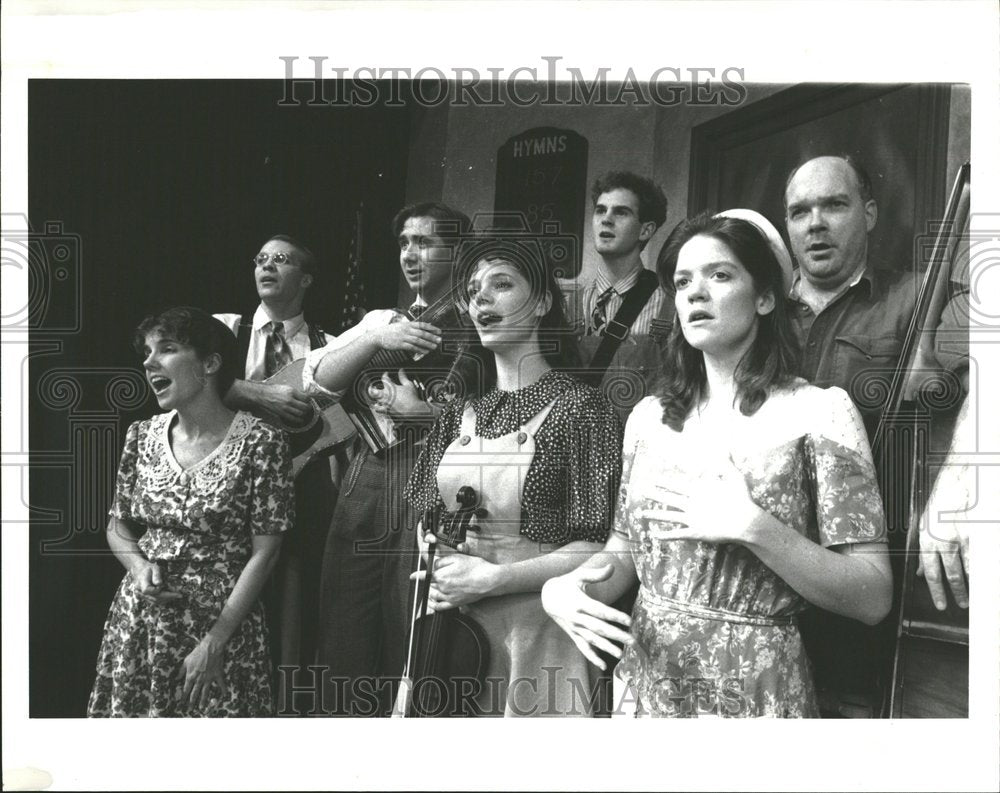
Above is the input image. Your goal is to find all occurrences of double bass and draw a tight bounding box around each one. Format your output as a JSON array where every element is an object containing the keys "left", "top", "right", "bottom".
[
  {"left": 393, "top": 486, "right": 491, "bottom": 717},
  {"left": 798, "top": 163, "right": 971, "bottom": 719},
  {"left": 882, "top": 162, "right": 971, "bottom": 717}
]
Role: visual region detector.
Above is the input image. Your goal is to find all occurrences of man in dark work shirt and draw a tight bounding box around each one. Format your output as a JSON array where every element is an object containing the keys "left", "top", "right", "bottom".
[
  {"left": 782, "top": 154, "right": 971, "bottom": 717},
  {"left": 783, "top": 155, "right": 919, "bottom": 441}
]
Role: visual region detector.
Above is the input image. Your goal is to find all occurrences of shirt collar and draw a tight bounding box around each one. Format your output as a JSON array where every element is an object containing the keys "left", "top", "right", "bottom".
[
  {"left": 594, "top": 263, "right": 643, "bottom": 296},
  {"left": 253, "top": 304, "right": 306, "bottom": 335},
  {"left": 789, "top": 264, "right": 873, "bottom": 303}
]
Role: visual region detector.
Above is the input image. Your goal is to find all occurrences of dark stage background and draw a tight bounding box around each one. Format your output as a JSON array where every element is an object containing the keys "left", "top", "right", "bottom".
[{"left": 28, "top": 80, "right": 412, "bottom": 716}]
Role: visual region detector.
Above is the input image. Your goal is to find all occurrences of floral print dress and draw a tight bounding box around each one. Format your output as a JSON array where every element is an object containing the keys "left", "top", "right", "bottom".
[
  {"left": 614, "top": 382, "right": 886, "bottom": 717},
  {"left": 87, "top": 410, "right": 294, "bottom": 717}
]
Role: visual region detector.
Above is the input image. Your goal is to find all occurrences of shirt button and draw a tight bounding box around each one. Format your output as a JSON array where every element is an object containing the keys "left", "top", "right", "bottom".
[
  {"left": 516, "top": 431, "right": 528, "bottom": 445},
  {"left": 808, "top": 342, "right": 817, "bottom": 348},
  {"left": 459, "top": 435, "right": 471, "bottom": 446},
  {"left": 178, "top": 472, "right": 190, "bottom": 485}
]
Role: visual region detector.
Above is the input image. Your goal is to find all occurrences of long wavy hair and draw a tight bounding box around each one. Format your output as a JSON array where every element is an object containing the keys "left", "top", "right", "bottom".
[
  {"left": 655, "top": 213, "right": 799, "bottom": 431},
  {"left": 455, "top": 236, "right": 581, "bottom": 395}
]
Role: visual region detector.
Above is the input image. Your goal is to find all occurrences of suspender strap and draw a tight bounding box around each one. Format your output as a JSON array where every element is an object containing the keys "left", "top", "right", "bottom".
[
  {"left": 236, "top": 314, "right": 325, "bottom": 377},
  {"left": 307, "top": 322, "right": 327, "bottom": 350},
  {"left": 236, "top": 316, "right": 253, "bottom": 373},
  {"left": 585, "top": 269, "right": 660, "bottom": 386},
  {"left": 649, "top": 287, "right": 676, "bottom": 343}
]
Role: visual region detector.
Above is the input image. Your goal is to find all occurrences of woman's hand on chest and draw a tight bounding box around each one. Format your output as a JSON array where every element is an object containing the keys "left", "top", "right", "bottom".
[{"left": 634, "top": 455, "right": 768, "bottom": 547}]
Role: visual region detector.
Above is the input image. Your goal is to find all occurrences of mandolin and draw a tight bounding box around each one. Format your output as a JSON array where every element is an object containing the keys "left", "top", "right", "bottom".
[
  {"left": 342, "top": 282, "right": 481, "bottom": 453},
  {"left": 253, "top": 359, "right": 357, "bottom": 477}
]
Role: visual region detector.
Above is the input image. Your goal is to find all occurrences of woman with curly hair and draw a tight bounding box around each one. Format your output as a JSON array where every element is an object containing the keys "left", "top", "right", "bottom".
[{"left": 88, "top": 306, "right": 294, "bottom": 717}]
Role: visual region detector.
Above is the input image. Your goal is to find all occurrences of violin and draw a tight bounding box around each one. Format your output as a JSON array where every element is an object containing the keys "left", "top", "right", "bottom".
[
  {"left": 393, "top": 486, "right": 491, "bottom": 718},
  {"left": 343, "top": 281, "right": 482, "bottom": 453}
]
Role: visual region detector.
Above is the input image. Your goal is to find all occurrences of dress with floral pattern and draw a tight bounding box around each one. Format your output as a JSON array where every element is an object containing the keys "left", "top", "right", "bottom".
[
  {"left": 87, "top": 410, "right": 294, "bottom": 717},
  {"left": 614, "top": 383, "right": 886, "bottom": 717}
]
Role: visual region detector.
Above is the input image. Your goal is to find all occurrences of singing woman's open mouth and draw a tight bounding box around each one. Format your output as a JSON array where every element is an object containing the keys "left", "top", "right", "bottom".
[{"left": 148, "top": 375, "right": 172, "bottom": 394}]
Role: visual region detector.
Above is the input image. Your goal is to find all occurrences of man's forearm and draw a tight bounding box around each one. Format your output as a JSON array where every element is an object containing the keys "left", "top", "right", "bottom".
[
  {"left": 224, "top": 378, "right": 269, "bottom": 411},
  {"left": 313, "top": 333, "right": 382, "bottom": 392}
]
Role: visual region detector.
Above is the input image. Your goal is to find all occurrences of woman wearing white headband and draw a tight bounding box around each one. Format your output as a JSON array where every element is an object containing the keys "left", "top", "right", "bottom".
[{"left": 542, "top": 209, "right": 892, "bottom": 717}]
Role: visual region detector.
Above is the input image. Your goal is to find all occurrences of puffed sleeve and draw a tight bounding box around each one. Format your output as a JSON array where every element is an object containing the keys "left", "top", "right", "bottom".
[
  {"left": 806, "top": 387, "right": 887, "bottom": 547},
  {"left": 248, "top": 424, "right": 295, "bottom": 535},
  {"left": 109, "top": 420, "right": 142, "bottom": 521},
  {"left": 612, "top": 397, "right": 655, "bottom": 539},
  {"left": 563, "top": 386, "right": 624, "bottom": 543},
  {"left": 403, "top": 400, "right": 464, "bottom": 517},
  {"left": 212, "top": 313, "right": 241, "bottom": 337}
]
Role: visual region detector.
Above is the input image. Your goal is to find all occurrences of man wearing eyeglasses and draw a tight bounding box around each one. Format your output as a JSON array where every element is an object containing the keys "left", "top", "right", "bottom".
[
  {"left": 217, "top": 234, "right": 324, "bottom": 420},
  {"left": 215, "top": 233, "right": 334, "bottom": 715}
]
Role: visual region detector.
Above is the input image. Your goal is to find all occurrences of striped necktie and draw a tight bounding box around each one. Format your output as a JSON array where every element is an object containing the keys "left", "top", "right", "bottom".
[
  {"left": 264, "top": 321, "right": 293, "bottom": 377},
  {"left": 589, "top": 286, "right": 615, "bottom": 336}
]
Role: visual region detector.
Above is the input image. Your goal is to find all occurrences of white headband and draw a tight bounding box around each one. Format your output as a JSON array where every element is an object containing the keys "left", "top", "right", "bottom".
[{"left": 714, "top": 208, "right": 794, "bottom": 294}]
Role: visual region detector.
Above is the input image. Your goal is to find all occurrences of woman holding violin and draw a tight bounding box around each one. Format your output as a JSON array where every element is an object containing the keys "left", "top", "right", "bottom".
[
  {"left": 403, "top": 237, "right": 623, "bottom": 717},
  {"left": 542, "top": 211, "right": 893, "bottom": 717}
]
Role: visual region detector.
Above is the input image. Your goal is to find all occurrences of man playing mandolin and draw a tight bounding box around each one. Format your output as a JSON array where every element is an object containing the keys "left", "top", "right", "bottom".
[
  {"left": 302, "top": 202, "right": 472, "bottom": 716},
  {"left": 218, "top": 235, "right": 322, "bottom": 425},
  {"left": 214, "top": 234, "right": 335, "bottom": 712}
]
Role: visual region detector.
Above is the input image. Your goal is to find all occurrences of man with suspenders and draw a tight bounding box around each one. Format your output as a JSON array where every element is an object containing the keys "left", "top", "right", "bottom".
[
  {"left": 215, "top": 233, "right": 335, "bottom": 711},
  {"left": 577, "top": 171, "right": 673, "bottom": 420}
]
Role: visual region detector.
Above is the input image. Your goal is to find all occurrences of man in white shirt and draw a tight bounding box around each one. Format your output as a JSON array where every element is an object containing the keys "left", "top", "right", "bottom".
[
  {"left": 578, "top": 171, "right": 672, "bottom": 420},
  {"left": 302, "top": 202, "right": 471, "bottom": 716},
  {"left": 216, "top": 234, "right": 323, "bottom": 420},
  {"left": 214, "top": 233, "right": 333, "bottom": 711}
]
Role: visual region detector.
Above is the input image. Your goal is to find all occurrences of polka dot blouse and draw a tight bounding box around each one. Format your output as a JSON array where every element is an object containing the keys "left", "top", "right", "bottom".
[{"left": 405, "top": 370, "right": 623, "bottom": 544}]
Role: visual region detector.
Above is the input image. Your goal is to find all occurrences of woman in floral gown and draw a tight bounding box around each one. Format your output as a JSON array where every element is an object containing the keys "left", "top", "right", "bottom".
[
  {"left": 88, "top": 306, "right": 294, "bottom": 717},
  {"left": 542, "top": 211, "right": 892, "bottom": 717}
]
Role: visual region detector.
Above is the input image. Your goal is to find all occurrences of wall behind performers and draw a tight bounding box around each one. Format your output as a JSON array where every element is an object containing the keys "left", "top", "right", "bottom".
[
  {"left": 27, "top": 80, "right": 411, "bottom": 717},
  {"left": 407, "top": 83, "right": 971, "bottom": 290},
  {"left": 405, "top": 84, "right": 777, "bottom": 293}
]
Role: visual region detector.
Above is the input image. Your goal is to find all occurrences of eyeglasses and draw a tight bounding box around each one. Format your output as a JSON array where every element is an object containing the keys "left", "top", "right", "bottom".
[{"left": 253, "top": 251, "right": 301, "bottom": 268}]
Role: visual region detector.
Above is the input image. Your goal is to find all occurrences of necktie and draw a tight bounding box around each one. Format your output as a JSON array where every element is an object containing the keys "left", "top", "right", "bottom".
[
  {"left": 589, "top": 286, "right": 615, "bottom": 336},
  {"left": 264, "top": 321, "right": 293, "bottom": 377}
]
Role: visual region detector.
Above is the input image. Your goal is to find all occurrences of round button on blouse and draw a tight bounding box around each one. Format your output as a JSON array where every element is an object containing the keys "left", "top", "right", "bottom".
[
  {"left": 459, "top": 435, "right": 471, "bottom": 446},
  {"left": 516, "top": 431, "right": 528, "bottom": 445}
]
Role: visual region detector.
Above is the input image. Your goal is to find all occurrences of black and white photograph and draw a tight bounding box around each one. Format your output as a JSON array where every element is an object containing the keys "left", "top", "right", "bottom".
[{"left": 3, "top": 1, "right": 998, "bottom": 791}]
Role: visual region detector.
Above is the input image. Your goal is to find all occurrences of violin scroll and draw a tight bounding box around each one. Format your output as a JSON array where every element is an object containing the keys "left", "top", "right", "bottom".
[{"left": 436, "top": 486, "right": 488, "bottom": 549}]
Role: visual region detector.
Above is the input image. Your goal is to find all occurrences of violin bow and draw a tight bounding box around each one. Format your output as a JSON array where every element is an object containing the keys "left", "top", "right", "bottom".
[{"left": 393, "top": 517, "right": 439, "bottom": 718}]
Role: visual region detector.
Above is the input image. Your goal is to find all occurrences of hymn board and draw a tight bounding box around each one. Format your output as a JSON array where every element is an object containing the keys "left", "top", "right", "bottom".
[{"left": 494, "top": 127, "right": 588, "bottom": 278}]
